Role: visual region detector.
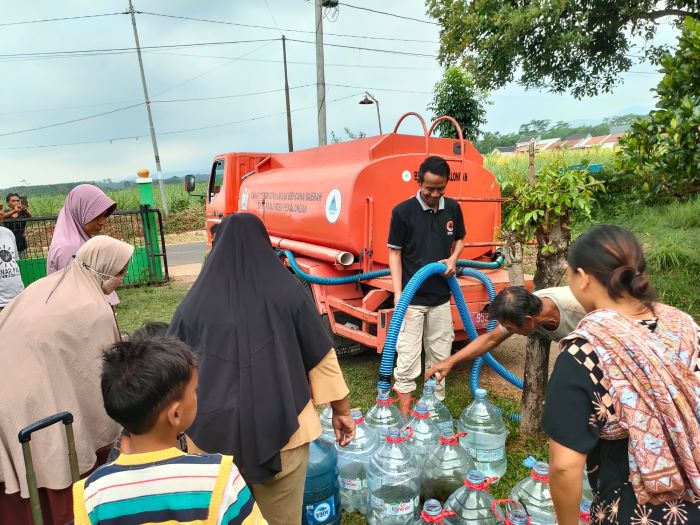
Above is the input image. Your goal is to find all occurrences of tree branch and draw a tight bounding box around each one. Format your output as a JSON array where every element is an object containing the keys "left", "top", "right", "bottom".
[{"left": 640, "top": 9, "right": 700, "bottom": 21}]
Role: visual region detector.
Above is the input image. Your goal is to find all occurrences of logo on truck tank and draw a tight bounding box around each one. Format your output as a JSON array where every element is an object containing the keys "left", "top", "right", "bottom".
[{"left": 325, "top": 189, "right": 342, "bottom": 224}]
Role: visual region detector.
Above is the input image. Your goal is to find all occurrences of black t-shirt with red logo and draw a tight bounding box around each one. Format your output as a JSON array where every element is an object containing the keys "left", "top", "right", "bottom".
[{"left": 387, "top": 194, "right": 466, "bottom": 306}]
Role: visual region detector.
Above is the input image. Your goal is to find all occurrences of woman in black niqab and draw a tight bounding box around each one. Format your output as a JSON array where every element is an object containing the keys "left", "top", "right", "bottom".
[{"left": 167, "top": 213, "right": 336, "bottom": 483}]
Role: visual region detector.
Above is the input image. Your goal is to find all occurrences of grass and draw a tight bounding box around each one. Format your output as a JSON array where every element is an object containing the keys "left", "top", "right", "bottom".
[
  {"left": 115, "top": 284, "right": 547, "bottom": 525},
  {"left": 582, "top": 195, "right": 700, "bottom": 320}
]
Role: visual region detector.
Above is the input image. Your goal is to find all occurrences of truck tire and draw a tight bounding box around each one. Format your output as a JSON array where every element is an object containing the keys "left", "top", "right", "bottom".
[{"left": 294, "top": 274, "right": 367, "bottom": 358}]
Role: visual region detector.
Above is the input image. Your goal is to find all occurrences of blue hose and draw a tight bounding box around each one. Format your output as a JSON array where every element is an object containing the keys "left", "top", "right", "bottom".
[
  {"left": 280, "top": 249, "right": 522, "bottom": 419},
  {"left": 377, "top": 263, "right": 522, "bottom": 421},
  {"left": 280, "top": 250, "right": 504, "bottom": 285}
]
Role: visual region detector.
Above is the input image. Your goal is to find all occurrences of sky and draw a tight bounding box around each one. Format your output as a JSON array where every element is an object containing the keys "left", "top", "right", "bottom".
[{"left": 0, "top": 1, "right": 680, "bottom": 187}]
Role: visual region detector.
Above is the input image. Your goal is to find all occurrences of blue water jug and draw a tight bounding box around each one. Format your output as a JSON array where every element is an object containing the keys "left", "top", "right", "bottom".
[{"left": 302, "top": 438, "right": 342, "bottom": 525}]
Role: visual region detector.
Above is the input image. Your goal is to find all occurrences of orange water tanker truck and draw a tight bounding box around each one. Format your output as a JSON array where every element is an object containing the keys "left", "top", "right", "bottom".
[{"left": 185, "top": 113, "right": 531, "bottom": 356}]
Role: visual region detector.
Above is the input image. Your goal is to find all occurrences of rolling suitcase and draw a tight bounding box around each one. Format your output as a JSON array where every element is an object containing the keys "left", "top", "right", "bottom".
[{"left": 18, "top": 411, "right": 79, "bottom": 525}]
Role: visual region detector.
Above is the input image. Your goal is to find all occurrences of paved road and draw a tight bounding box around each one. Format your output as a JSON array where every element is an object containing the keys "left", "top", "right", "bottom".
[{"left": 166, "top": 241, "right": 206, "bottom": 266}]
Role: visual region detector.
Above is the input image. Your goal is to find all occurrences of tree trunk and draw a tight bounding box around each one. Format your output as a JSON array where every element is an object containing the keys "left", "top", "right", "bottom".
[
  {"left": 502, "top": 230, "right": 525, "bottom": 287},
  {"left": 520, "top": 332, "right": 552, "bottom": 433},
  {"left": 519, "top": 215, "right": 571, "bottom": 433}
]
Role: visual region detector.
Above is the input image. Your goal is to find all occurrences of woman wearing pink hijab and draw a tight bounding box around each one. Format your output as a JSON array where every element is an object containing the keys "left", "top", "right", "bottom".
[{"left": 48, "top": 184, "right": 119, "bottom": 302}]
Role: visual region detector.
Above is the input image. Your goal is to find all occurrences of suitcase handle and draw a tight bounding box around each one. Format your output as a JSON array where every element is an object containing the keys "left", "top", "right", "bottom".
[
  {"left": 18, "top": 411, "right": 79, "bottom": 525},
  {"left": 18, "top": 411, "right": 74, "bottom": 444}
]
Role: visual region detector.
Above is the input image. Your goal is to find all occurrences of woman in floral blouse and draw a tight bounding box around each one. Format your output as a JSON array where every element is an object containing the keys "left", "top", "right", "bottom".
[{"left": 542, "top": 225, "right": 700, "bottom": 525}]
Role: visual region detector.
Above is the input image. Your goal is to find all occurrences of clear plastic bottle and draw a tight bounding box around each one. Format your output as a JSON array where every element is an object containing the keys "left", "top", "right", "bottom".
[
  {"left": 419, "top": 379, "right": 454, "bottom": 434},
  {"left": 335, "top": 409, "right": 376, "bottom": 515},
  {"left": 582, "top": 470, "right": 594, "bottom": 502},
  {"left": 414, "top": 499, "right": 456, "bottom": 524},
  {"left": 406, "top": 402, "right": 440, "bottom": 468},
  {"left": 366, "top": 387, "right": 403, "bottom": 440},
  {"left": 457, "top": 388, "right": 508, "bottom": 480},
  {"left": 302, "top": 438, "right": 342, "bottom": 525},
  {"left": 319, "top": 405, "right": 335, "bottom": 444},
  {"left": 421, "top": 429, "right": 476, "bottom": 505},
  {"left": 367, "top": 427, "right": 421, "bottom": 525},
  {"left": 443, "top": 470, "right": 498, "bottom": 525},
  {"left": 579, "top": 499, "right": 592, "bottom": 524},
  {"left": 509, "top": 457, "right": 556, "bottom": 525}
]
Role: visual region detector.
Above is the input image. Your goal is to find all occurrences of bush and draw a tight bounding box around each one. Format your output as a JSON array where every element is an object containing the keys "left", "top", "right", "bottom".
[{"left": 616, "top": 17, "right": 700, "bottom": 202}]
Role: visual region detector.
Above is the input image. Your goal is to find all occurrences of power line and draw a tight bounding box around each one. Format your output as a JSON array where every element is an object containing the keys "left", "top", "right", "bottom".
[
  {"left": 337, "top": 2, "right": 439, "bottom": 26},
  {"left": 143, "top": 50, "right": 440, "bottom": 70},
  {"left": 0, "top": 12, "right": 126, "bottom": 27},
  {"left": 286, "top": 38, "right": 437, "bottom": 58},
  {"left": 263, "top": 0, "right": 284, "bottom": 36},
  {"left": 0, "top": 92, "right": 362, "bottom": 150},
  {"left": 0, "top": 85, "right": 315, "bottom": 137},
  {"left": 0, "top": 102, "right": 144, "bottom": 137},
  {"left": 154, "top": 84, "right": 314, "bottom": 103},
  {"left": 0, "top": 38, "right": 280, "bottom": 59},
  {"left": 137, "top": 10, "right": 437, "bottom": 43},
  {"left": 150, "top": 41, "right": 275, "bottom": 98},
  {"left": 326, "top": 83, "right": 431, "bottom": 95}
]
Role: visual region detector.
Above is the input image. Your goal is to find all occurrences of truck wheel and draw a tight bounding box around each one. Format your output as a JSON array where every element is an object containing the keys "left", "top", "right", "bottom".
[{"left": 294, "top": 274, "right": 367, "bottom": 358}]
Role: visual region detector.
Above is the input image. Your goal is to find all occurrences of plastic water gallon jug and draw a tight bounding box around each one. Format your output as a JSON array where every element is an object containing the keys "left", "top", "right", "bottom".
[
  {"left": 365, "top": 387, "right": 403, "bottom": 440},
  {"left": 582, "top": 470, "right": 594, "bottom": 502},
  {"left": 491, "top": 500, "right": 531, "bottom": 525},
  {"left": 406, "top": 402, "right": 440, "bottom": 467},
  {"left": 443, "top": 470, "right": 498, "bottom": 525},
  {"left": 319, "top": 405, "right": 335, "bottom": 444},
  {"left": 336, "top": 409, "right": 376, "bottom": 515},
  {"left": 509, "top": 457, "right": 556, "bottom": 525},
  {"left": 421, "top": 429, "right": 476, "bottom": 504},
  {"left": 457, "top": 389, "right": 507, "bottom": 479},
  {"left": 419, "top": 379, "right": 454, "bottom": 434},
  {"left": 302, "top": 438, "right": 341, "bottom": 525},
  {"left": 579, "top": 500, "right": 591, "bottom": 524},
  {"left": 367, "top": 427, "right": 421, "bottom": 525},
  {"left": 414, "top": 499, "right": 458, "bottom": 524}
]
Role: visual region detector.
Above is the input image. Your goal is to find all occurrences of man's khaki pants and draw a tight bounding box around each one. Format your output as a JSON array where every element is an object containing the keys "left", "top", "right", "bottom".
[
  {"left": 250, "top": 444, "right": 309, "bottom": 525},
  {"left": 393, "top": 301, "right": 454, "bottom": 401}
]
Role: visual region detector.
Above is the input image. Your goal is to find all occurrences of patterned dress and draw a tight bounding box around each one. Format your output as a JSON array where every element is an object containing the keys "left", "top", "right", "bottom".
[{"left": 542, "top": 319, "right": 700, "bottom": 525}]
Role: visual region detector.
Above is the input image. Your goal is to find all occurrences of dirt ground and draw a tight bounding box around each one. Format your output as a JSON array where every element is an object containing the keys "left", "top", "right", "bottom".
[{"left": 455, "top": 335, "right": 559, "bottom": 400}]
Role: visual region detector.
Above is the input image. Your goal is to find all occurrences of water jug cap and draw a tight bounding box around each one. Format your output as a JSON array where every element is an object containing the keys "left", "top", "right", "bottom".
[
  {"left": 507, "top": 509, "right": 530, "bottom": 525},
  {"left": 420, "top": 499, "right": 457, "bottom": 523},
  {"left": 491, "top": 499, "right": 530, "bottom": 525},
  {"left": 530, "top": 461, "right": 550, "bottom": 483},
  {"left": 579, "top": 500, "right": 592, "bottom": 524},
  {"left": 351, "top": 409, "right": 364, "bottom": 423},
  {"left": 464, "top": 470, "right": 497, "bottom": 491},
  {"left": 423, "top": 380, "right": 436, "bottom": 394},
  {"left": 439, "top": 430, "right": 467, "bottom": 446},
  {"left": 522, "top": 455, "right": 537, "bottom": 468},
  {"left": 386, "top": 426, "right": 413, "bottom": 444},
  {"left": 475, "top": 388, "right": 487, "bottom": 399},
  {"left": 412, "top": 402, "right": 430, "bottom": 419},
  {"left": 376, "top": 390, "right": 396, "bottom": 406}
]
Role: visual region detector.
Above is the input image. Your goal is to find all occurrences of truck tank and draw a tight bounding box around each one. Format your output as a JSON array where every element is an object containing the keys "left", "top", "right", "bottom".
[{"left": 239, "top": 123, "right": 502, "bottom": 266}]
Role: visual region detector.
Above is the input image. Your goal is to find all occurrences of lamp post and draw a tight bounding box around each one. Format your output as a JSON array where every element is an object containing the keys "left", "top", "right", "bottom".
[{"left": 359, "top": 92, "right": 383, "bottom": 135}]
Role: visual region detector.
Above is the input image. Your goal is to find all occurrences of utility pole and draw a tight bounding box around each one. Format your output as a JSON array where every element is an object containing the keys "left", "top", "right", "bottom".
[
  {"left": 282, "top": 36, "right": 293, "bottom": 152},
  {"left": 315, "top": 0, "right": 327, "bottom": 146},
  {"left": 128, "top": 0, "right": 168, "bottom": 217}
]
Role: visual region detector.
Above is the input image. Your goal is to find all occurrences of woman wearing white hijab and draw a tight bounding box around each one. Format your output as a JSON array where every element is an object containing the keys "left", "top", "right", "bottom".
[{"left": 0, "top": 236, "right": 133, "bottom": 525}]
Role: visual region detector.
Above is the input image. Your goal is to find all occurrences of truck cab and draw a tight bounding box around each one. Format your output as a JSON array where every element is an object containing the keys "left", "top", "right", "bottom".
[{"left": 204, "top": 152, "right": 270, "bottom": 247}]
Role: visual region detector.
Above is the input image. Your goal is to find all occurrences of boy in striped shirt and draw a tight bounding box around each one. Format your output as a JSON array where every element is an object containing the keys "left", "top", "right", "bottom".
[{"left": 73, "top": 337, "right": 266, "bottom": 525}]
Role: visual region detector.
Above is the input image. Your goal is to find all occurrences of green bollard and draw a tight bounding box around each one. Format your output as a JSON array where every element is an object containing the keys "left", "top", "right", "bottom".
[{"left": 134, "top": 169, "right": 163, "bottom": 284}]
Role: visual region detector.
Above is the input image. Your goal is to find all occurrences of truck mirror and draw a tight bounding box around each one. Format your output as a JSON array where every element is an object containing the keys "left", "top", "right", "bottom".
[{"left": 184, "top": 174, "right": 196, "bottom": 194}]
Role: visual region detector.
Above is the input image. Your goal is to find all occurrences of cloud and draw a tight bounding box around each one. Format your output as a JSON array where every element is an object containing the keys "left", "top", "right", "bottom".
[{"left": 0, "top": 0, "right": 676, "bottom": 187}]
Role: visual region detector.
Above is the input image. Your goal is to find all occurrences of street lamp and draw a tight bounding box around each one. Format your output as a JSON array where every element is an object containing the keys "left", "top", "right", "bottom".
[{"left": 359, "top": 91, "right": 383, "bottom": 135}]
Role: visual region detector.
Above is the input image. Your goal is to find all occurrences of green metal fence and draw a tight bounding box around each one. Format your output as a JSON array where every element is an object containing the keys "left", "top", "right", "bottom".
[{"left": 11, "top": 208, "right": 169, "bottom": 288}]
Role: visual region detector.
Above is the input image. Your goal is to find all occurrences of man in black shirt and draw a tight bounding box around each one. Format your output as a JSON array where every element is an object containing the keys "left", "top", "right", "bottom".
[{"left": 387, "top": 155, "right": 466, "bottom": 416}]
